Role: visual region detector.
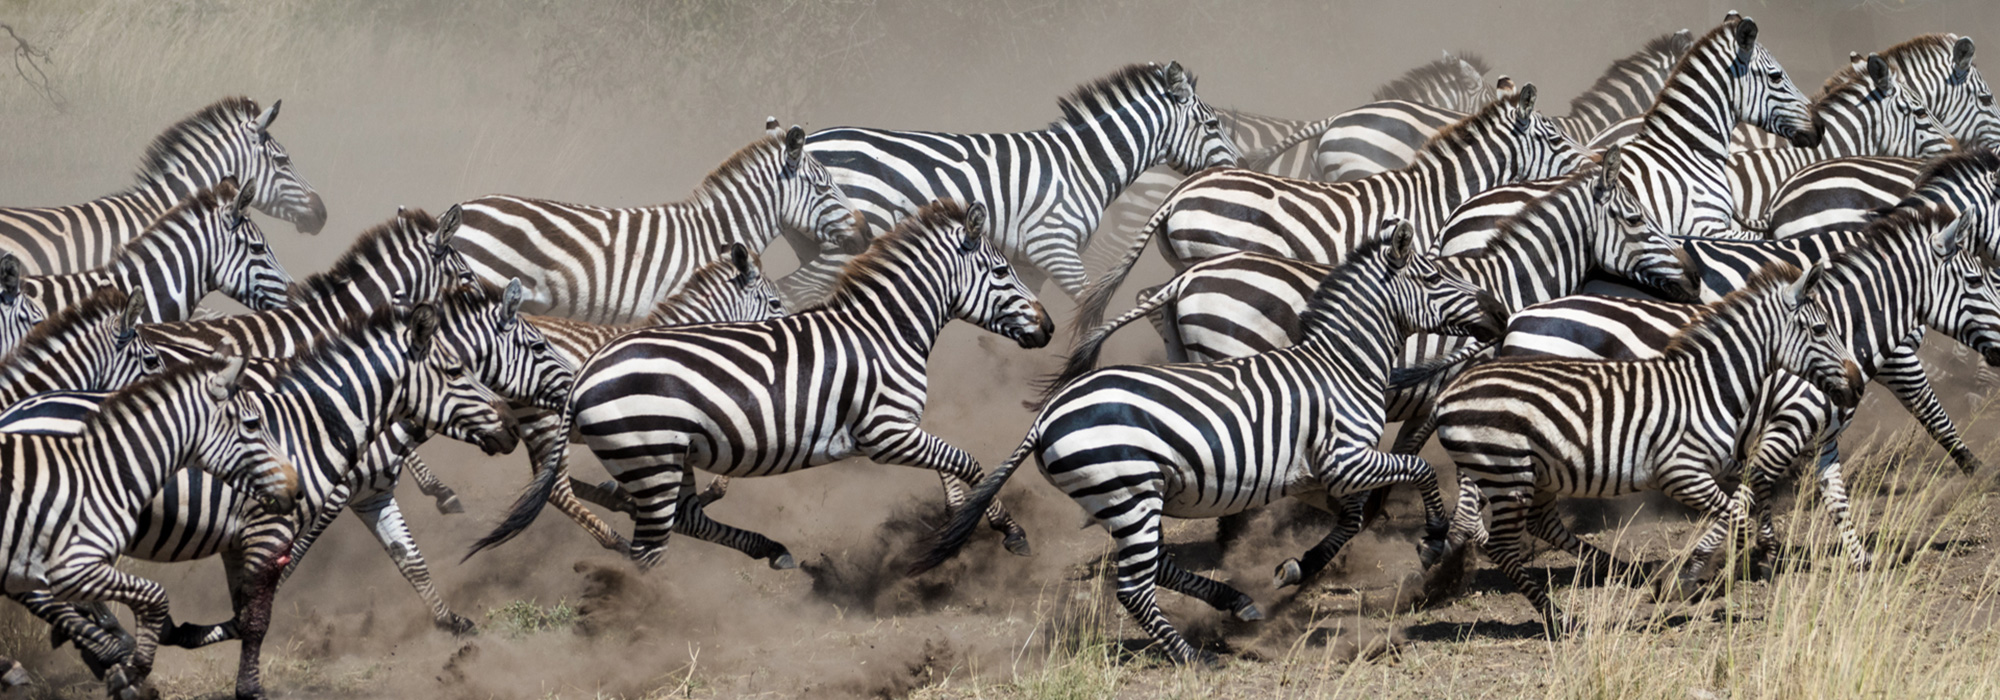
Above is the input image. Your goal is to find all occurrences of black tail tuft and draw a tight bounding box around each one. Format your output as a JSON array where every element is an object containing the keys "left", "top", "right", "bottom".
[
  {"left": 909, "top": 434, "right": 1035, "bottom": 575},
  {"left": 464, "top": 440, "right": 566, "bottom": 562}
]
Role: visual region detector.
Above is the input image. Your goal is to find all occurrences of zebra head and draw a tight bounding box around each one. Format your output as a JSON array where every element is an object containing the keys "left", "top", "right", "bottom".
[
  {"left": 205, "top": 179, "right": 296, "bottom": 313},
  {"left": 1154, "top": 61, "right": 1243, "bottom": 173},
  {"left": 1909, "top": 212, "right": 2000, "bottom": 368},
  {"left": 104, "top": 291, "right": 164, "bottom": 390},
  {"left": 1587, "top": 145, "right": 1696, "bottom": 301},
  {"left": 1720, "top": 13, "right": 1822, "bottom": 148},
  {"left": 1813, "top": 53, "right": 1952, "bottom": 158},
  {"left": 0, "top": 253, "right": 46, "bottom": 356},
  {"left": 1378, "top": 221, "right": 1507, "bottom": 343},
  {"left": 946, "top": 202, "right": 1053, "bottom": 349},
  {"left": 645, "top": 243, "right": 788, "bottom": 325},
  {"left": 399, "top": 304, "right": 519, "bottom": 456},
  {"left": 1773, "top": 264, "right": 1864, "bottom": 409},
  {"left": 771, "top": 123, "right": 869, "bottom": 257},
  {"left": 440, "top": 279, "right": 576, "bottom": 413},
  {"left": 1884, "top": 35, "right": 2000, "bottom": 153},
  {"left": 233, "top": 99, "right": 327, "bottom": 234},
  {"left": 1492, "top": 83, "right": 1589, "bottom": 182},
  {"left": 197, "top": 344, "right": 302, "bottom": 514}
]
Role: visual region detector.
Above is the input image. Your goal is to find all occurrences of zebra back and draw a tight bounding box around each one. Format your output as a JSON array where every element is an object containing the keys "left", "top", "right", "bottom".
[
  {"left": 1372, "top": 52, "right": 1494, "bottom": 111},
  {"left": 1879, "top": 34, "right": 2000, "bottom": 151},
  {"left": 1556, "top": 29, "right": 1698, "bottom": 141},
  {"left": 0, "top": 97, "right": 324, "bottom": 275},
  {"left": 0, "top": 287, "right": 157, "bottom": 408},
  {"left": 0, "top": 254, "right": 46, "bottom": 358}
]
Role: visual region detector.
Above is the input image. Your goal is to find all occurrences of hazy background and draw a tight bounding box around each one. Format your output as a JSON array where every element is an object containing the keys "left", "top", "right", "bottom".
[{"left": 2, "top": 1, "right": 1998, "bottom": 697}]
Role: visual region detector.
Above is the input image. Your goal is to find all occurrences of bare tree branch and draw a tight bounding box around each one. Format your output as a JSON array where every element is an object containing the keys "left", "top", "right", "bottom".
[{"left": 1, "top": 22, "right": 63, "bottom": 112}]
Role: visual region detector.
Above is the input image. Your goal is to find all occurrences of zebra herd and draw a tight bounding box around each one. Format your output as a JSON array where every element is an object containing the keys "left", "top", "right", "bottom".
[{"left": 2, "top": 8, "right": 1999, "bottom": 696}]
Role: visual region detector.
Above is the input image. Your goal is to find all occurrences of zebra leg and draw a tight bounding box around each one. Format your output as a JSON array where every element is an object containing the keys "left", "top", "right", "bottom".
[
  {"left": 1101, "top": 493, "right": 1210, "bottom": 665},
  {"left": 1022, "top": 228, "right": 1087, "bottom": 300},
  {"left": 162, "top": 549, "right": 253, "bottom": 650},
  {"left": 1156, "top": 554, "right": 1262, "bottom": 622},
  {"left": 350, "top": 489, "right": 476, "bottom": 634},
  {"left": 670, "top": 471, "right": 795, "bottom": 569},
  {"left": 1274, "top": 495, "right": 1365, "bottom": 588},
  {"left": 1481, "top": 485, "right": 1575, "bottom": 635},
  {"left": 600, "top": 439, "right": 692, "bottom": 571},
  {"left": 402, "top": 453, "right": 465, "bottom": 515},
  {"left": 1656, "top": 460, "right": 1755, "bottom": 599},
  {"left": 1876, "top": 345, "right": 1983, "bottom": 474},
  {"left": 573, "top": 474, "right": 725, "bottom": 515},
  {"left": 1522, "top": 494, "right": 1635, "bottom": 579},
  {"left": 518, "top": 409, "right": 633, "bottom": 553},
  {"left": 230, "top": 545, "right": 287, "bottom": 700},
  {"left": 1810, "top": 442, "right": 1871, "bottom": 571},
  {"left": 13, "top": 593, "right": 130, "bottom": 679},
  {"left": 858, "top": 420, "right": 1030, "bottom": 555},
  {"left": 43, "top": 558, "right": 172, "bottom": 700}
]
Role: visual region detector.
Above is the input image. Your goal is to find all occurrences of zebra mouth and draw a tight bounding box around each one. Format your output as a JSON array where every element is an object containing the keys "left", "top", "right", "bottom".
[
  {"left": 1785, "top": 119, "right": 1824, "bottom": 149},
  {"left": 292, "top": 192, "right": 328, "bottom": 234},
  {"left": 1002, "top": 309, "right": 1055, "bottom": 349}
]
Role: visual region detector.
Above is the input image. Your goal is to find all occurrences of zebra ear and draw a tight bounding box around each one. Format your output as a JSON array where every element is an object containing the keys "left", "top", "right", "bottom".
[
  {"left": 1954, "top": 36, "right": 1976, "bottom": 76},
  {"left": 436, "top": 205, "right": 463, "bottom": 246},
  {"left": 765, "top": 116, "right": 782, "bottom": 139},
  {"left": 784, "top": 126, "right": 806, "bottom": 174},
  {"left": 230, "top": 180, "right": 255, "bottom": 222},
  {"left": 1597, "top": 143, "right": 1624, "bottom": 192},
  {"left": 961, "top": 202, "right": 988, "bottom": 252},
  {"left": 1513, "top": 83, "right": 1537, "bottom": 119},
  {"left": 501, "top": 278, "right": 526, "bottom": 317},
  {"left": 208, "top": 340, "right": 246, "bottom": 401},
  {"left": 1494, "top": 76, "right": 1517, "bottom": 98},
  {"left": 729, "top": 242, "right": 758, "bottom": 284},
  {"left": 254, "top": 99, "right": 281, "bottom": 133},
  {"left": 1866, "top": 54, "right": 1892, "bottom": 89},
  {"left": 0, "top": 253, "right": 20, "bottom": 299},
  {"left": 1457, "top": 58, "right": 1481, "bottom": 88},
  {"left": 1385, "top": 220, "right": 1416, "bottom": 270},
  {"left": 1932, "top": 212, "right": 1968, "bottom": 258},
  {"left": 1163, "top": 61, "right": 1193, "bottom": 104},
  {"left": 407, "top": 304, "right": 440, "bottom": 359},
  {"left": 1733, "top": 16, "right": 1759, "bottom": 59},
  {"left": 119, "top": 292, "right": 146, "bottom": 333},
  {"left": 1786, "top": 263, "right": 1825, "bottom": 308}
]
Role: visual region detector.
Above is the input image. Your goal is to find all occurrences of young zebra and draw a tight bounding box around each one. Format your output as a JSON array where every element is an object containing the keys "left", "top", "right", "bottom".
[
  {"left": 1728, "top": 53, "right": 1953, "bottom": 226},
  {"left": 0, "top": 97, "right": 323, "bottom": 275},
  {"left": 805, "top": 62, "right": 1239, "bottom": 300},
  {"left": 1076, "top": 84, "right": 1581, "bottom": 331},
  {"left": 453, "top": 121, "right": 866, "bottom": 318},
  {"left": 31, "top": 305, "right": 518, "bottom": 700},
  {"left": 1313, "top": 32, "right": 1693, "bottom": 182},
  {"left": 1434, "top": 263, "right": 1861, "bottom": 632},
  {"left": 20, "top": 179, "right": 294, "bottom": 322},
  {"left": 0, "top": 288, "right": 156, "bottom": 409},
  {"left": 469, "top": 200, "right": 1055, "bottom": 570},
  {"left": 914, "top": 229, "right": 1505, "bottom": 665},
  {"left": 0, "top": 254, "right": 48, "bottom": 358},
  {"left": 1493, "top": 209, "right": 2000, "bottom": 571},
  {"left": 140, "top": 207, "right": 469, "bottom": 357},
  {"left": 0, "top": 348, "right": 302, "bottom": 700}
]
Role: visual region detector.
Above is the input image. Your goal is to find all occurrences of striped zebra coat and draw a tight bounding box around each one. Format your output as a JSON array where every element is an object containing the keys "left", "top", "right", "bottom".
[
  {"left": 453, "top": 123, "right": 866, "bottom": 318},
  {"left": 1435, "top": 264, "right": 1861, "bottom": 632},
  {"left": 0, "top": 288, "right": 156, "bottom": 409},
  {"left": 914, "top": 231, "right": 1506, "bottom": 665},
  {"left": 469, "top": 201, "right": 1055, "bottom": 570},
  {"left": 0, "top": 351, "right": 301, "bottom": 699},
  {"left": 1076, "top": 85, "right": 1581, "bottom": 331},
  {"left": 31, "top": 305, "right": 518, "bottom": 700},
  {"left": 21, "top": 180, "right": 294, "bottom": 323},
  {"left": 805, "top": 62, "right": 1240, "bottom": 300},
  {"left": 1494, "top": 209, "right": 2000, "bottom": 572},
  {"left": 0, "top": 97, "right": 324, "bottom": 275},
  {"left": 0, "top": 254, "right": 48, "bottom": 359}
]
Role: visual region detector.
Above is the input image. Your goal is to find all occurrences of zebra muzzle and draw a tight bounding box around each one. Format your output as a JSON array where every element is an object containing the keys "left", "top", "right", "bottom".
[{"left": 1981, "top": 346, "right": 2000, "bottom": 368}]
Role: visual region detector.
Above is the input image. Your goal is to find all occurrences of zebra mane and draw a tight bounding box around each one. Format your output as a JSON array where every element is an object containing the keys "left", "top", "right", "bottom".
[
  {"left": 1821, "top": 205, "right": 1955, "bottom": 275},
  {"left": 0, "top": 286, "right": 128, "bottom": 368},
  {"left": 1372, "top": 52, "right": 1489, "bottom": 103},
  {"left": 1411, "top": 95, "right": 1522, "bottom": 161},
  {"left": 1814, "top": 59, "right": 1885, "bottom": 104},
  {"left": 1459, "top": 166, "right": 1599, "bottom": 259},
  {"left": 135, "top": 96, "right": 260, "bottom": 185},
  {"left": 809, "top": 199, "right": 973, "bottom": 311},
  {"left": 262, "top": 305, "right": 408, "bottom": 388},
  {"left": 651, "top": 250, "right": 759, "bottom": 316},
  {"left": 90, "top": 353, "right": 228, "bottom": 425},
  {"left": 698, "top": 134, "right": 787, "bottom": 194},
  {"left": 1568, "top": 30, "right": 1697, "bottom": 117},
  {"left": 1661, "top": 262, "right": 1802, "bottom": 355},
  {"left": 1056, "top": 64, "right": 1177, "bottom": 126},
  {"left": 1296, "top": 234, "right": 1398, "bottom": 337},
  {"left": 1913, "top": 148, "right": 2000, "bottom": 188},
  {"left": 1880, "top": 34, "right": 1958, "bottom": 68},
  {"left": 1634, "top": 17, "right": 1750, "bottom": 130},
  {"left": 289, "top": 209, "right": 438, "bottom": 303}
]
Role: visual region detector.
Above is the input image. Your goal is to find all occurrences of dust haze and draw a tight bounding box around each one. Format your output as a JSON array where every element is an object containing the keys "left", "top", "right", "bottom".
[{"left": 3, "top": 1, "right": 1999, "bottom": 697}]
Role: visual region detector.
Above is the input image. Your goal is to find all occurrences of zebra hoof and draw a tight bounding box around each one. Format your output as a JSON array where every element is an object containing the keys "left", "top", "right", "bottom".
[
  {"left": 1233, "top": 601, "right": 1264, "bottom": 622},
  {"left": 1193, "top": 649, "right": 1223, "bottom": 669},
  {"left": 1002, "top": 530, "right": 1032, "bottom": 557},
  {"left": 1273, "top": 559, "right": 1304, "bottom": 589},
  {"left": 0, "top": 659, "right": 27, "bottom": 690},
  {"left": 106, "top": 664, "right": 156, "bottom": 700},
  {"left": 770, "top": 552, "right": 798, "bottom": 570},
  {"left": 435, "top": 492, "right": 465, "bottom": 515},
  {"left": 439, "top": 613, "right": 477, "bottom": 637}
]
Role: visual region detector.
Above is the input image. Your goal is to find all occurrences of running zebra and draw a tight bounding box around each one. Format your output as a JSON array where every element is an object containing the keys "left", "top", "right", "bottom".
[
  {"left": 913, "top": 229, "right": 1505, "bottom": 665},
  {"left": 1491, "top": 209, "right": 2000, "bottom": 571},
  {"left": 453, "top": 121, "right": 866, "bottom": 318},
  {"left": 0, "top": 97, "right": 324, "bottom": 275},
  {"left": 469, "top": 201, "right": 1055, "bottom": 570},
  {"left": 1076, "top": 84, "right": 1580, "bottom": 331},
  {"left": 1313, "top": 32, "right": 1692, "bottom": 182},
  {"left": 0, "top": 348, "right": 301, "bottom": 700},
  {"left": 1434, "top": 264, "right": 1861, "bottom": 632},
  {"left": 20, "top": 180, "right": 294, "bottom": 322},
  {"left": 1728, "top": 53, "right": 1953, "bottom": 226},
  {"left": 0, "top": 254, "right": 48, "bottom": 358},
  {"left": 0, "top": 288, "right": 156, "bottom": 409},
  {"left": 805, "top": 62, "right": 1240, "bottom": 299},
  {"left": 32, "top": 305, "right": 519, "bottom": 700}
]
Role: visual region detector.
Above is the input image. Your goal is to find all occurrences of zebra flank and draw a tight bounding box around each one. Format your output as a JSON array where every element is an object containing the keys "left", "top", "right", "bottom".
[
  {"left": 0, "top": 287, "right": 156, "bottom": 408},
  {"left": 0, "top": 97, "right": 324, "bottom": 275},
  {"left": 453, "top": 123, "right": 864, "bottom": 320},
  {"left": 21, "top": 178, "right": 295, "bottom": 323}
]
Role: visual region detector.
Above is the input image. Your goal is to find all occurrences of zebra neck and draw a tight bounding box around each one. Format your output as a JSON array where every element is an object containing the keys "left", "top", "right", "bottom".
[
  {"left": 270, "top": 350, "right": 409, "bottom": 490},
  {"left": 106, "top": 239, "right": 210, "bottom": 323},
  {"left": 127, "top": 167, "right": 212, "bottom": 214},
  {"left": 1297, "top": 296, "right": 1399, "bottom": 389},
  {"left": 77, "top": 382, "right": 206, "bottom": 512},
  {"left": 1403, "top": 148, "right": 1518, "bottom": 233},
  {"left": 1669, "top": 303, "right": 1784, "bottom": 419},
  {"left": 1822, "top": 248, "right": 1930, "bottom": 378},
  {"left": 1636, "top": 46, "right": 1742, "bottom": 162},
  {"left": 682, "top": 181, "right": 786, "bottom": 252},
  {"left": 1551, "top": 115, "right": 1602, "bottom": 143},
  {"left": 1440, "top": 194, "right": 1594, "bottom": 312},
  {"left": 820, "top": 274, "right": 951, "bottom": 354},
  {"left": 0, "top": 328, "right": 114, "bottom": 405},
  {"left": 1045, "top": 117, "right": 1166, "bottom": 213}
]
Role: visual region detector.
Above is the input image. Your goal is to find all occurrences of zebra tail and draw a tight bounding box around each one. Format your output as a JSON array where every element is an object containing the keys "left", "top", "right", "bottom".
[
  {"left": 909, "top": 426, "right": 1039, "bottom": 575},
  {"left": 463, "top": 425, "right": 569, "bottom": 562},
  {"left": 1240, "top": 114, "right": 1342, "bottom": 171},
  {"left": 1386, "top": 340, "right": 1493, "bottom": 391},
  {"left": 1032, "top": 276, "right": 1187, "bottom": 411},
  {"left": 1073, "top": 197, "right": 1176, "bottom": 335}
]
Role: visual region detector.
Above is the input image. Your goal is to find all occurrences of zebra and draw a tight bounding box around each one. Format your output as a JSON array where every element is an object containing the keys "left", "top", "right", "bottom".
[
  {"left": 911, "top": 228, "right": 1506, "bottom": 665},
  {"left": 1433, "top": 263, "right": 1861, "bottom": 633},
  {"left": 30, "top": 304, "right": 519, "bottom": 700},
  {"left": 452, "top": 121, "right": 866, "bottom": 318},
  {"left": 0, "top": 287, "right": 158, "bottom": 409},
  {"left": 1489, "top": 208, "right": 2000, "bottom": 572},
  {"left": 1075, "top": 83, "right": 1581, "bottom": 332},
  {"left": 467, "top": 200, "right": 1055, "bottom": 570},
  {"left": 1312, "top": 31, "right": 1693, "bottom": 182},
  {"left": 1879, "top": 33, "right": 2000, "bottom": 151},
  {"left": 139, "top": 206, "right": 470, "bottom": 357},
  {"left": 1309, "top": 52, "right": 1498, "bottom": 183},
  {"left": 804, "top": 61, "right": 1240, "bottom": 300},
  {"left": 20, "top": 179, "right": 294, "bottom": 323},
  {"left": 0, "top": 348, "right": 302, "bottom": 700},
  {"left": 1728, "top": 53, "right": 1953, "bottom": 227},
  {"left": 0, "top": 253, "right": 48, "bottom": 358},
  {"left": 0, "top": 97, "right": 324, "bottom": 275}
]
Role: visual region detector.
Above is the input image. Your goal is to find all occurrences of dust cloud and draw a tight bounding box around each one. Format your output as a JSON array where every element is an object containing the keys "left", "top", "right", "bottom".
[{"left": 2, "top": 0, "right": 1999, "bottom": 697}]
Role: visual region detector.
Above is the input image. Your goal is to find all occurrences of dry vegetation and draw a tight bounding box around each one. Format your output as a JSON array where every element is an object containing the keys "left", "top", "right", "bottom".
[{"left": 2, "top": 1, "right": 2000, "bottom": 699}]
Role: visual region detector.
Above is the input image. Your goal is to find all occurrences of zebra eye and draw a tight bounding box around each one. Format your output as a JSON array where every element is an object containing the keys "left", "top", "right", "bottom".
[
  {"left": 142, "top": 353, "right": 162, "bottom": 370},
  {"left": 1623, "top": 214, "right": 1644, "bottom": 226},
  {"left": 242, "top": 414, "right": 262, "bottom": 431},
  {"left": 991, "top": 265, "right": 1010, "bottom": 280},
  {"left": 443, "top": 364, "right": 466, "bottom": 379},
  {"left": 1811, "top": 323, "right": 1829, "bottom": 336},
  {"left": 1982, "top": 93, "right": 1995, "bottom": 107},
  {"left": 1969, "top": 275, "right": 1985, "bottom": 289},
  {"left": 247, "top": 242, "right": 268, "bottom": 255}
]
